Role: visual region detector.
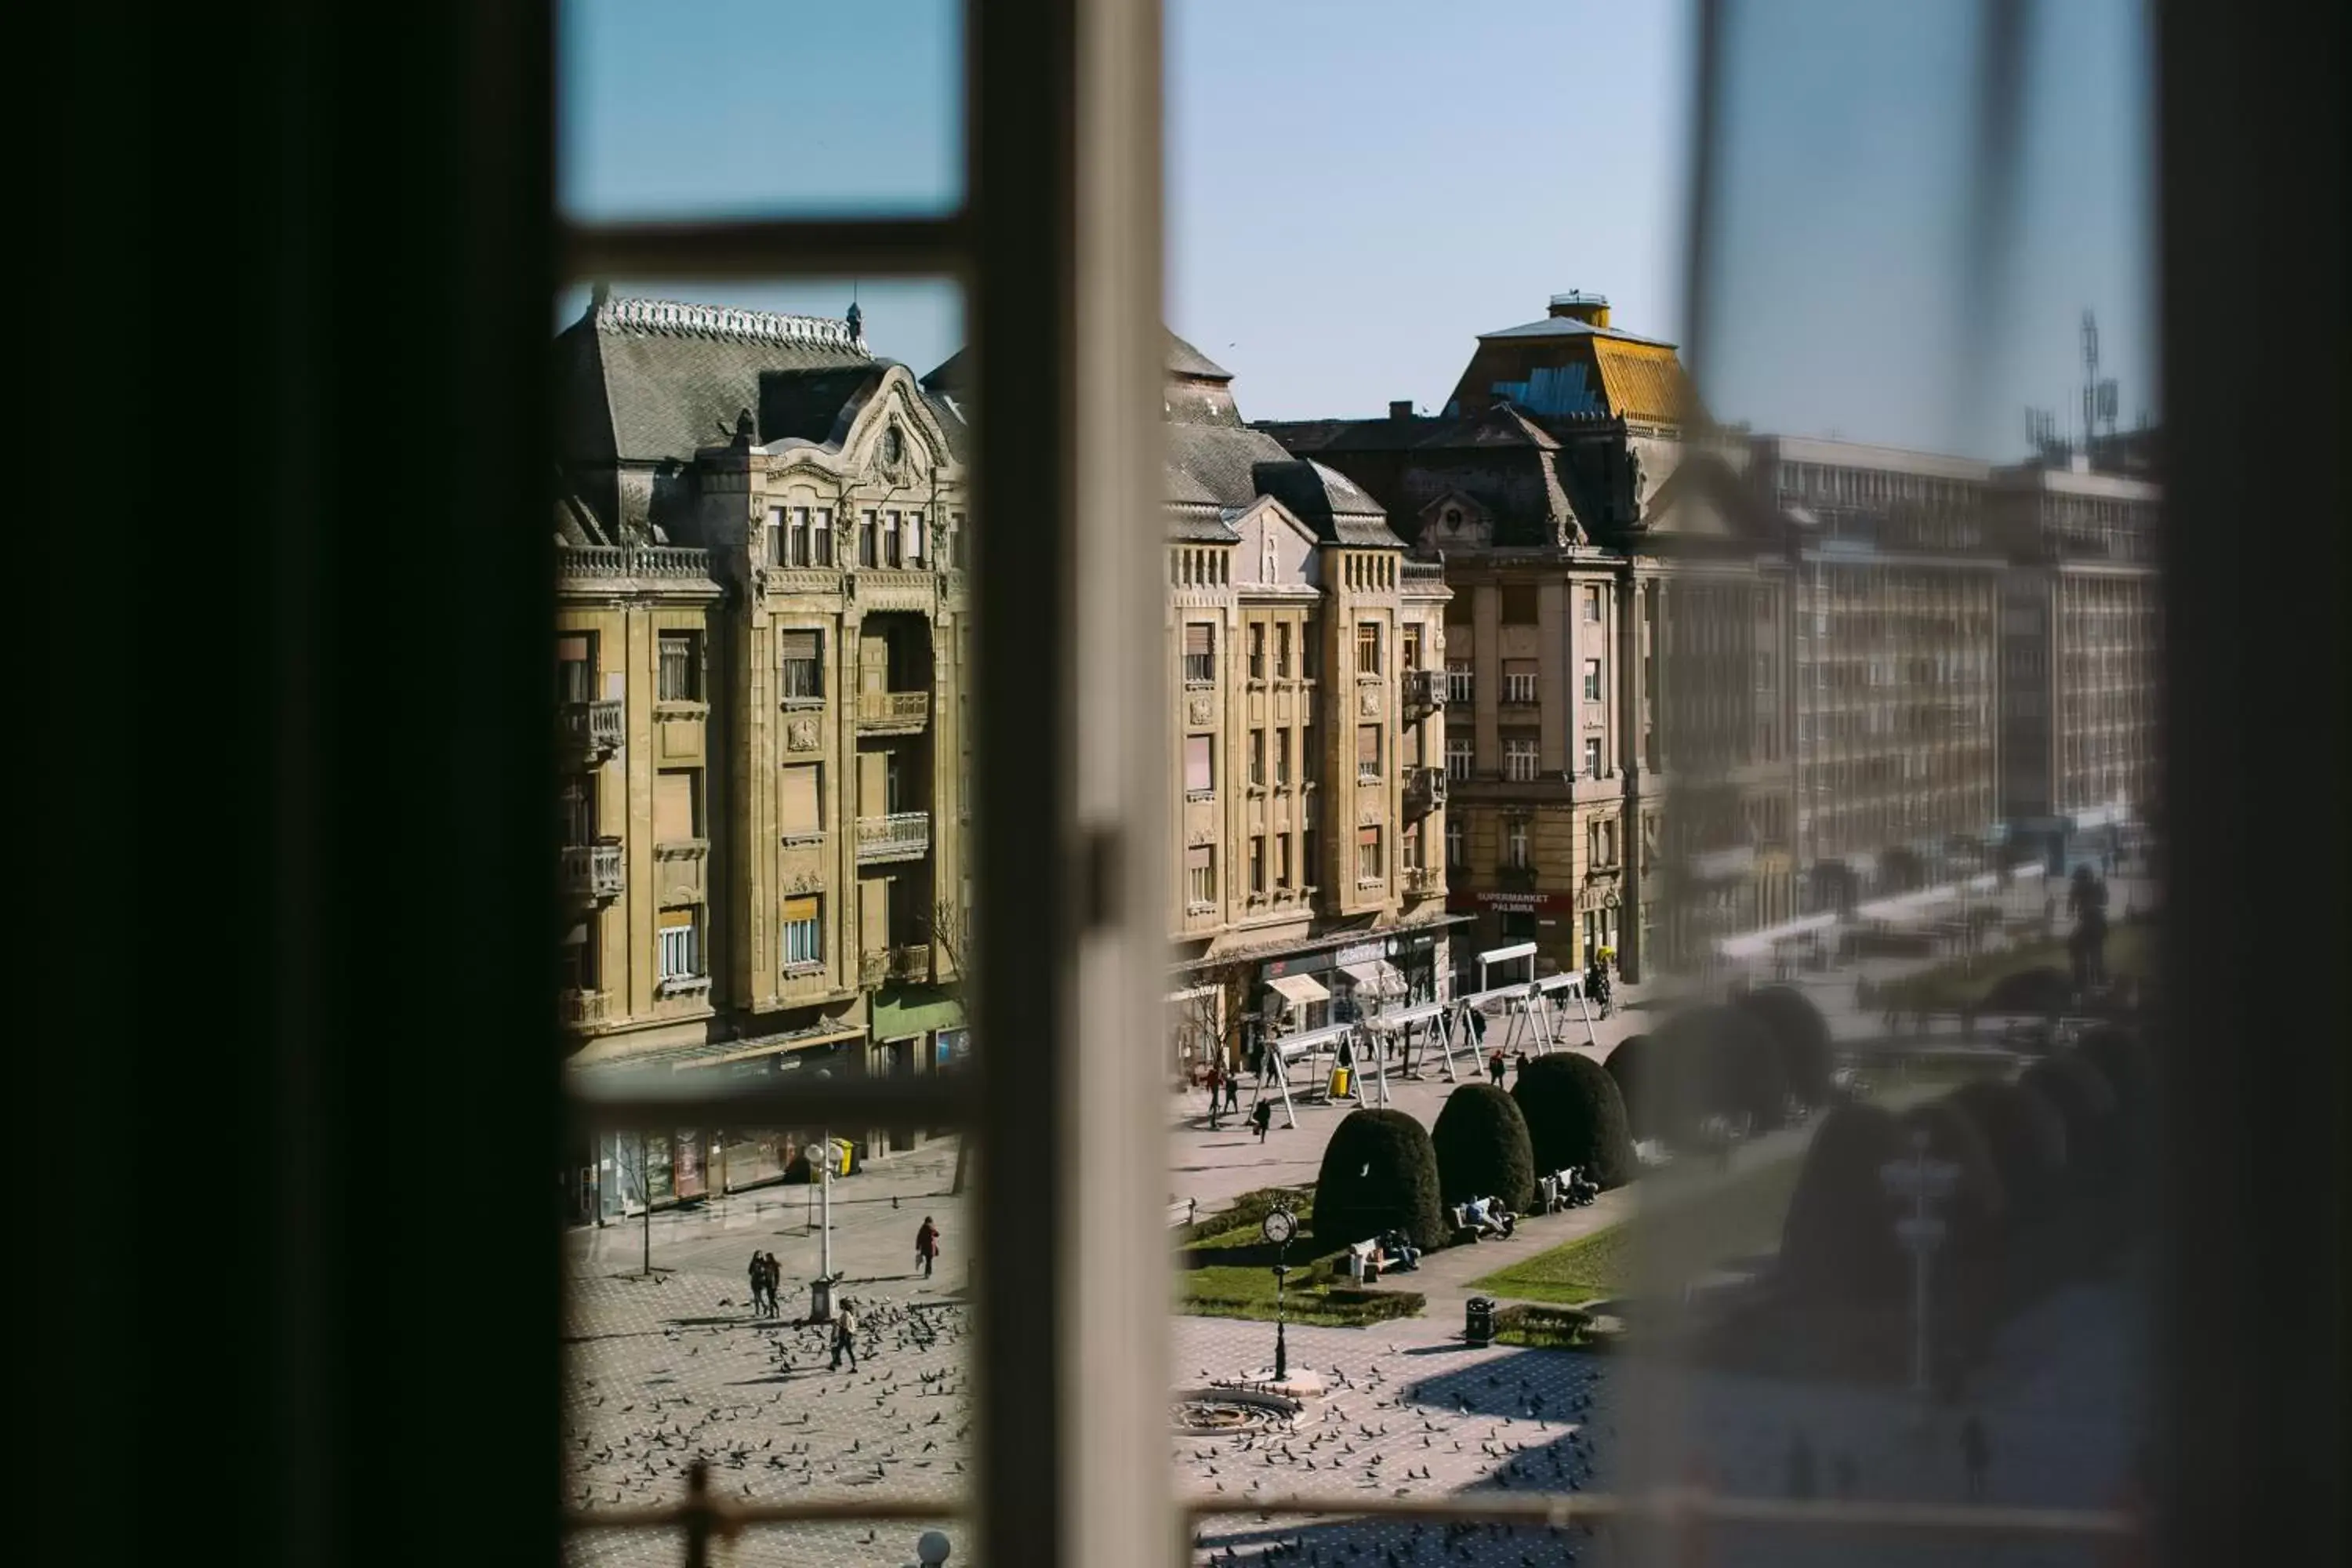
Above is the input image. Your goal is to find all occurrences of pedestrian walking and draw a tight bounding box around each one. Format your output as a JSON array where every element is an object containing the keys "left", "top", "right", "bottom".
[
  {"left": 1961, "top": 1414, "right": 1990, "bottom": 1501},
  {"left": 747, "top": 1250, "right": 768, "bottom": 1317},
  {"left": 1512, "top": 1049, "right": 1530, "bottom": 1081},
  {"left": 915, "top": 1216, "right": 940, "bottom": 1279},
  {"left": 829, "top": 1301, "right": 861, "bottom": 1371},
  {"left": 1204, "top": 1063, "right": 1224, "bottom": 1128},
  {"left": 1224, "top": 1072, "right": 1240, "bottom": 1116},
  {"left": 1487, "top": 1049, "right": 1505, "bottom": 1087},
  {"left": 1251, "top": 1098, "right": 1272, "bottom": 1142}
]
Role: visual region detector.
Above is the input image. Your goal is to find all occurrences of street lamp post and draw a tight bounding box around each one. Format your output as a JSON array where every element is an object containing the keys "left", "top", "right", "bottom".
[{"left": 1881, "top": 1129, "right": 1960, "bottom": 1401}]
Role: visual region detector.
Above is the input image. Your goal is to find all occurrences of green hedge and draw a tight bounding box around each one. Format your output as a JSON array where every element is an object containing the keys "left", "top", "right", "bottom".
[
  {"left": 1602, "top": 1033, "right": 1658, "bottom": 1140},
  {"left": 1779, "top": 1103, "right": 1908, "bottom": 1306},
  {"left": 1512, "top": 1053, "right": 1637, "bottom": 1189},
  {"left": 1430, "top": 1083, "right": 1537, "bottom": 1210},
  {"left": 1309, "top": 1108, "right": 1448, "bottom": 1251},
  {"left": 1945, "top": 1080, "right": 2068, "bottom": 1220},
  {"left": 1737, "top": 985, "right": 1836, "bottom": 1108},
  {"left": 2019, "top": 1054, "right": 2122, "bottom": 1189}
]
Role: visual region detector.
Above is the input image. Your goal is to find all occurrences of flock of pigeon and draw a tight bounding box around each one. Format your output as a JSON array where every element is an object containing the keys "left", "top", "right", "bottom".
[{"left": 562, "top": 1275, "right": 1624, "bottom": 1568}]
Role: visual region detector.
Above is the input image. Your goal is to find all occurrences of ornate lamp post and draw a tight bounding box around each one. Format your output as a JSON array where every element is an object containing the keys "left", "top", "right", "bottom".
[
  {"left": 1261, "top": 1200, "right": 1297, "bottom": 1382},
  {"left": 1880, "top": 1129, "right": 1960, "bottom": 1400}
]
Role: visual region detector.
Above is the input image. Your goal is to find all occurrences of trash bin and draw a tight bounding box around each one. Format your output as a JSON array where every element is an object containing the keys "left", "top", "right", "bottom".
[
  {"left": 811, "top": 1275, "right": 837, "bottom": 1323},
  {"left": 1537, "top": 1174, "right": 1559, "bottom": 1214},
  {"left": 1465, "top": 1296, "right": 1497, "bottom": 1346}
]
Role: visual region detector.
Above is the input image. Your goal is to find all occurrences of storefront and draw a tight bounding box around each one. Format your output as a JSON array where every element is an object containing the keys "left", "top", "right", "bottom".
[
  {"left": 1447, "top": 887, "right": 1578, "bottom": 980},
  {"left": 869, "top": 983, "right": 967, "bottom": 1155}
]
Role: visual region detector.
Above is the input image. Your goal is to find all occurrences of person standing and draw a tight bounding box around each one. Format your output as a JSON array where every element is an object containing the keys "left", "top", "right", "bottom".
[
  {"left": 1961, "top": 1414, "right": 1991, "bottom": 1501},
  {"left": 1204, "top": 1062, "right": 1224, "bottom": 1129},
  {"left": 1224, "top": 1070, "right": 1241, "bottom": 1117},
  {"left": 829, "top": 1300, "right": 860, "bottom": 1371},
  {"left": 1487, "top": 1049, "right": 1505, "bottom": 1087},
  {"left": 747, "top": 1250, "right": 768, "bottom": 1317},
  {"left": 1512, "top": 1049, "right": 1530, "bottom": 1081},
  {"left": 1251, "top": 1098, "right": 1272, "bottom": 1143},
  {"left": 915, "top": 1216, "right": 940, "bottom": 1279}
]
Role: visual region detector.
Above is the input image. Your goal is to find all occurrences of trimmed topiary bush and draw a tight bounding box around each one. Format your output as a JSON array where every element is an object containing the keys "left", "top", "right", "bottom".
[
  {"left": 1646, "top": 1005, "right": 1789, "bottom": 1138},
  {"left": 2019, "top": 1054, "right": 2121, "bottom": 1190},
  {"left": 1946, "top": 1080, "right": 2068, "bottom": 1219},
  {"left": 1780, "top": 1103, "right": 1908, "bottom": 1305},
  {"left": 1898, "top": 1099, "right": 2008, "bottom": 1254},
  {"left": 1512, "top": 1054, "right": 1638, "bottom": 1189},
  {"left": 2075, "top": 1024, "right": 2151, "bottom": 1118},
  {"left": 1603, "top": 1033, "right": 1657, "bottom": 1139},
  {"left": 1431, "top": 1083, "right": 1537, "bottom": 1212},
  {"left": 1738, "top": 985, "right": 1836, "bottom": 1109},
  {"left": 1708, "top": 1006, "right": 1794, "bottom": 1131},
  {"left": 1309, "top": 1108, "right": 1448, "bottom": 1252}
]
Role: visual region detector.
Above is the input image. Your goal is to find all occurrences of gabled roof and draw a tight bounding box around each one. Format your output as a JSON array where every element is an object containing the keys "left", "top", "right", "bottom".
[{"left": 1163, "top": 424, "right": 1402, "bottom": 548}]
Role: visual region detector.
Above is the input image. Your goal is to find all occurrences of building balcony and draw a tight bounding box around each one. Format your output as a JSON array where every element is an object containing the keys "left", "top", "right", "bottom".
[
  {"left": 557, "top": 988, "right": 608, "bottom": 1029},
  {"left": 560, "top": 839, "right": 624, "bottom": 903},
  {"left": 1404, "top": 668, "right": 1447, "bottom": 716},
  {"left": 855, "top": 811, "right": 931, "bottom": 864},
  {"left": 860, "top": 945, "right": 933, "bottom": 986},
  {"left": 557, "top": 699, "right": 624, "bottom": 762},
  {"left": 1404, "top": 766, "right": 1447, "bottom": 818},
  {"left": 1401, "top": 865, "right": 1442, "bottom": 897},
  {"left": 857, "top": 689, "right": 931, "bottom": 733}
]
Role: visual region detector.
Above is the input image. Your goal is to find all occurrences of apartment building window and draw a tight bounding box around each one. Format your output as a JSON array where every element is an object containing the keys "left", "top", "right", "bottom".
[
  {"left": 1584, "top": 736, "right": 1605, "bottom": 779},
  {"left": 1356, "top": 621, "right": 1381, "bottom": 675},
  {"left": 857, "top": 510, "right": 879, "bottom": 567},
  {"left": 1506, "top": 817, "right": 1530, "bottom": 869},
  {"left": 1581, "top": 658, "right": 1602, "bottom": 702},
  {"left": 1584, "top": 586, "right": 1602, "bottom": 623},
  {"left": 1276, "top": 833, "right": 1293, "bottom": 889},
  {"left": 779, "top": 764, "right": 822, "bottom": 841},
  {"left": 1247, "top": 622, "right": 1265, "bottom": 680},
  {"left": 558, "top": 775, "right": 595, "bottom": 845},
  {"left": 1184, "top": 735, "right": 1214, "bottom": 798},
  {"left": 1248, "top": 837, "right": 1265, "bottom": 895},
  {"left": 1447, "top": 735, "right": 1473, "bottom": 781},
  {"left": 1446, "top": 660, "right": 1472, "bottom": 703},
  {"left": 1356, "top": 724, "right": 1382, "bottom": 782},
  {"left": 1590, "top": 818, "right": 1617, "bottom": 866},
  {"left": 1301, "top": 628, "right": 1321, "bottom": 681},
  {"left": 781, "top": 895, "right": 823, "bottom": 970},
  {"left": 1504, "top": 735, "right": 1539, "bottom": 782},
  {"left": 1356, "top": 826, "right": 1383, "bottom": 883},
  {"left": 1274, "top": 728, "right": 1291, "bottom": 787},
  {"left": 1504, "top": 660, "right": 1538, "bottom": 705},
  {"left": 811, "top": 507, "right": 833, "bottom": 566},
  {"left": 765, "top": 506, "right": 786, "bottom": 568},
  {"left": 1248, "top": 728, "right": 1265, "bottom": 787},
  {"left": 1755, "top": 652, "right": 1772, "bottom": 690},
  {"left": 659, "top": 631, "right": 702, "bottom": 701},
  {"left": 905, "top": 510, "right": 926, "bottom": 568},
  {"left": 779, "top": 630, "right": 823, "bottom": 704},
  {"left": 1401, "top": 823, "right": 1425, "bottom": 870},
  {"left": 1275, "top": 622, "right": 1292, "bottom": 678},
  {"left": 655, "top": 768, "right": 703, "bottom": 844},
  {"left": 1182, "top": 622, "right": 1214, "bottom": 684},
  {"left": 1446, "top": 815, "right": 1466, "bottom": 868},
  {"left": 1301, "top": 725, "right": 1320, "bottom": 786},
  {"left": 1401, "top": 624, "right": 1421, "bottom": 670},
  {"left": 883, "top": 510, "right": 905, "bottom": 568},
  {"left": 657, "top": 906, "right": 702, "bottom": 984},
  {"left": 557, "top": 633, "right": 594, "bottom": 702},
  {"left": 1185, "top": 845, "right": 1215, "bottom": 907}
]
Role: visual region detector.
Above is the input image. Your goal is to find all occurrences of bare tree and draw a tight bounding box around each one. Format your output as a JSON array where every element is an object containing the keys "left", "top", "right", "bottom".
[{"left": 1175, "top": 956, "right": 1261, "bottom": 1090}]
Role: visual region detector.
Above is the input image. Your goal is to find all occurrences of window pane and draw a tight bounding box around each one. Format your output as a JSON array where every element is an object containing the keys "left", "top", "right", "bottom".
[{"left": 559, "top": 0, "right": 964, "bottom": 220}]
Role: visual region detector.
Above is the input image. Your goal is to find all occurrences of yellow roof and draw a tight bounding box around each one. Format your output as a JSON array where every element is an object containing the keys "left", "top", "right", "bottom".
[{"left": 1592, "top": 339, "right": 1701, "bottom": 427}]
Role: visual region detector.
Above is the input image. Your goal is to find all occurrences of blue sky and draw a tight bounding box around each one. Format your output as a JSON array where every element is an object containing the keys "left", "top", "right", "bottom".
[{"left": 559, "top": 0, "right": 2151, "bottom": 459}]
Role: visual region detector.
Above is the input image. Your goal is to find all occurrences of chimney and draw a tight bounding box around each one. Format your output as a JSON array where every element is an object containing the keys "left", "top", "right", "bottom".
[
  {"left": 1547, "top": 290, "right": 1611, "bottom": 328},
  {"left": 1390, "top": 400, "right": 1414, "bottom": 421}
]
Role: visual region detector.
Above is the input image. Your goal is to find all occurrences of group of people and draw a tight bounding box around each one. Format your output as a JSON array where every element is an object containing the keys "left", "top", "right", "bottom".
[
  {"left": 745, "top": 1250, "right": 785, "bottom": 1318},
  {"left": 1485, "top": 1047, "right": 1531, "bottom": 1087}
]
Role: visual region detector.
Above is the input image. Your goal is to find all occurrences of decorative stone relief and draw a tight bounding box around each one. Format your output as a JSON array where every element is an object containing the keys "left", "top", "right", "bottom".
[
  {"left": 1357, "top": 688, "right": 1382, "bottom": 718},
  {"left": 784, "top": 872, "right": 822, "bottom": 895},
  {"left": 1186, "top": 694, "right": 1214, "bottom": 728},
  {"left": 1358, "top": 804, "right": 1383, "bottom": 826},
  {"left": 1187, "top": 826, "right": 1215, "bottom": 846},
  {"left": 786, "top": 717, "right": 820, "bottom": 751}
]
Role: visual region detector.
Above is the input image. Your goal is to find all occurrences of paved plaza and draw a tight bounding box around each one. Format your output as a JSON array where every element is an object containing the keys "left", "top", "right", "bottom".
[{"left": 563, "top": 913, "right": 2154, "bottom": 1566}]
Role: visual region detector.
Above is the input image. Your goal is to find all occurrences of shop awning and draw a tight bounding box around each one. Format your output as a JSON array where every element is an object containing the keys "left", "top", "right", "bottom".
[
  {"left": 1266, "top": 973, "right": 1330, "bottom": 1009},
  {"left": 1339, "top": 960, "right": 1406, "bottom": 996},
  {"left": 568, "top": 1022, "right": 865, "bottom": 1078},
  {"left": 870, "top": 985, "right": 967, "bottom": 1041}
]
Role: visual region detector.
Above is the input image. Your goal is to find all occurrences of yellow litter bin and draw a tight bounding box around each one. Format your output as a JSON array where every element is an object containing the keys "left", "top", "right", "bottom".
[{"left": 1328, "top": 1066, "right": 1352, "bottom": 1098}]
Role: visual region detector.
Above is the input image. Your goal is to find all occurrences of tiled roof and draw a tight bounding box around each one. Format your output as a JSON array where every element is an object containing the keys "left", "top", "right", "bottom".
[
  {"left": 1163, "top": 329, "right": 1233, "bottom": 381},
  {"left": 559, "top": 295, "right": 875, "bottom": 466},
  {"left": 1162, "top": 425, "right": 1402, "bottom": 547}
]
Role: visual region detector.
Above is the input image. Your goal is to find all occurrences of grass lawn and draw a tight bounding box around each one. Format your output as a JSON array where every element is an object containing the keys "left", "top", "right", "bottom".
[
  {"left": 1468, "top": 1152, "right": 1810, "bottom": 1308},
  {"left": 1174, "top": 1188, "right": 1428, "bottom": 1327},
  {"left": 1880, "top": 920, "right": 2156, "bottom": 1013}
]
